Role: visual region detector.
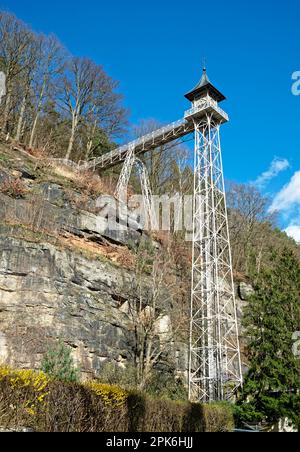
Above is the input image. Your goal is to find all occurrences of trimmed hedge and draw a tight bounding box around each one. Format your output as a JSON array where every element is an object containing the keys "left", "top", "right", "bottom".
[{"left": 0, "top": 366, "right": 234, "bottom": 432}]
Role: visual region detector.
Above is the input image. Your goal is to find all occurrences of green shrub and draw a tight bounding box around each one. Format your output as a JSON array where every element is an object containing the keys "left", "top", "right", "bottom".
[
  {"left": 146, "top": 370, "right": 188, "bottom": 401},
  {"left": 41, "top": 341, "right": 79, "bottom": 383},
  {"left": 97, "top": 364, "right": 188, "bottom": 402},
  {"left": 203, "top": 402, "right": 235, "bottom": 432},
  {"left": 125, "top": 391, "right": 203, "bottom": 432},
  {"left": 184, "top": 403, "right": 206, "bottom": 432},
  {"left": 41, "top": 381, "right": 126, "bottom": 432},
  {"left": 96, "top": 362, "right": 137, "bottom": 388}
]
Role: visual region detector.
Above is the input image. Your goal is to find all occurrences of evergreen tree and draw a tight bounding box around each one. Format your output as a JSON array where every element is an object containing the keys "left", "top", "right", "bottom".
[
  {"left": 41, "top": 341, "right": 79, "bottom": 383},
  {"left": 237, "top": 248, "right": 300, "bottom": 429}
]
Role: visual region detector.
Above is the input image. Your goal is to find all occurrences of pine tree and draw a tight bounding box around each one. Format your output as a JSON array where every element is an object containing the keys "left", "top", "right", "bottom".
[
  {"left": 237, "top": 248, "right": 300, "bottom": 429},
  {"left": 41, "top": 341, "right": 79, "bottom": 383}
]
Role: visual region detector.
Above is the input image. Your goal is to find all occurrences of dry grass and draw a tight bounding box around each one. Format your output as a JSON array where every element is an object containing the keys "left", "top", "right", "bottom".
[
  {"left": 48, "top": 162, "right": 117, "bottom": 198},
  {"left": 25, "top": 147, "right": 48, "bottom": 160},
  {"left": 151, "top": 231, "right": 172, "bottom": 247},
  {"left": 233, "top": 270, "right": 248, "bottom": 283},
  {"left": 0, "top": 178, "right": 28, "bottom": 199},
  {"left": 75, "top": 170, "right": 112, "bottom": 197},
  {"left": 1, "top": 138, "right": 118, "bottom": 200},
  {"left": 59, "top": 235, "right": 136, "bottom": 269},
  {"left": 74, "top": 171, "right": 103, "bottom": 196},
  {"left": 48, "top": 162, "right": 80, "bottom": 182}
]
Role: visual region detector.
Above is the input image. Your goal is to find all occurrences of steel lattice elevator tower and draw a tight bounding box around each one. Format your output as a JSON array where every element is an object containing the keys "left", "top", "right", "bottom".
[{"left": 185, "top": 70, "right": 243, "bottom": 403}]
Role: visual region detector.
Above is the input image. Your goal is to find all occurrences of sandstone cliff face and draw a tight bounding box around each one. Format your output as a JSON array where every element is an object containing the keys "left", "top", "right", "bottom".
[
  {"left": 0, "top": 232, "right": 136, "bottom": 378},
  {"left": 0, "top": 143, "right": 155, "bottom": 377},
  {"left": 0, "top": 142, "right": 185, "bottom": 380},
  {"left": 0, "top": 225, "right": 245, "bottom": 379}
]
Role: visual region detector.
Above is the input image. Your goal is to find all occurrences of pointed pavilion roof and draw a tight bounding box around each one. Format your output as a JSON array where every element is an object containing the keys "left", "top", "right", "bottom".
[{"left": 185, "top": 68, "right": 226, "bottom": 103}]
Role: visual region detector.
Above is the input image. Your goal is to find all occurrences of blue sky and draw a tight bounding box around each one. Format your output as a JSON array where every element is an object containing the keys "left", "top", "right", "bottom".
[{"left": 1, "top": 0, "right": 300, "bottom": 240}]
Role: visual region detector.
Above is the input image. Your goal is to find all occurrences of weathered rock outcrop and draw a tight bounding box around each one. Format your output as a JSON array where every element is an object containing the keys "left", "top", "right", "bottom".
[
  {"left": 238, "top": 282, "right": 254, "bottom": 302},
  {"left": 0, "top": 144, "right": 173, "bottom": 379},
  {"left": 0, "top": 234, "right": 136, "bottom": 378}
]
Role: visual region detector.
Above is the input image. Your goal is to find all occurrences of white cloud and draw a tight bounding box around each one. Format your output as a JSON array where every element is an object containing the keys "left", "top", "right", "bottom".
[
  {"left": 285, "top": 224, "right": 300, "bottom": 243},
  {"left": 269, "top": 171, "right": 300, "bottom": 213},
  {"left": 254, "top": 157, "right": 290, "bottom": 188}
]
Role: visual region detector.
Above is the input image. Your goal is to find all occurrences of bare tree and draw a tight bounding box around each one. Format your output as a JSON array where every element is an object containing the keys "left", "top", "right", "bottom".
[
  {"left": 14, "top": 32, "right": 39, "bottom": 141},
  {"left": 226, "top": 181, "right": 277, "bottom": 275},
  {"left": 0, "top": 12, "right": 34, "bottom": 133},
  {"left": 59, "top": 57, "right": 127, "bottom": 161},
  {"left": 83, "top": 75, "right": 127, "bottom": 161},
  {"left": 59, "top": 57, "right": 96, "bottom": 159},
  {"left": 124, "top": 244, "right": 188, "bottom": 390},
  {"left": 28, "top": 34, "right": 65, "bottom": 149}
]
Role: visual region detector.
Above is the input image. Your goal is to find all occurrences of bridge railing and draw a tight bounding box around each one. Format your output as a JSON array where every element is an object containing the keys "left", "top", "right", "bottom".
[
  {"left": 117, "top": 118, "right": 186, "bottom": 152},
  {"left": 80, "top": 118, "right": 189, "bottom": 170},
  {"left": 184, "top": 97, "right": 229, "bottom": 122}
]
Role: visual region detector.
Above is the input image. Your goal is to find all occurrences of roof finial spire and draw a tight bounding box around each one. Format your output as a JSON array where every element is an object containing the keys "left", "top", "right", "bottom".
[{"left": 184, "top": 62, "right": 226, "bottom": 103}]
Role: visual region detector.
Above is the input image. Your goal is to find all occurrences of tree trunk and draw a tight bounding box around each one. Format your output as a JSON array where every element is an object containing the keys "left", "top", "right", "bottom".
[
  {"left": 85, "top": 141, "right": 92, "bottom": 161},
  {"left": 2, "top": 90, "right": 11, "bottom": 132},
  {"left": 65, "top": 129, "right": 75, "bottom": 160},
  {"left": 65, "top": 113, "right": 78, "bottom": 160},
  {"left": 29, "top": 112, "right": 39, "bottom": 149},
  {"left": 15, "top": 95, "right": 27, "bottom": 141},
  {"left": 29, "top": 82, "right": 46, "bottom": 149},
  {"left": 85, "top": 120, "right": 97, "bottom": 161}
]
